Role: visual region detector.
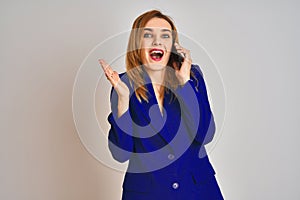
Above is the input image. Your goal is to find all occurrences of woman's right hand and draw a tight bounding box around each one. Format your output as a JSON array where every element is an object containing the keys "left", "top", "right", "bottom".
[
  {"left": 99, "top": 59, "right": 130, "bottom": 98},
  {"left": 99, "top": 59, "right": 130, "bottom": 117}
]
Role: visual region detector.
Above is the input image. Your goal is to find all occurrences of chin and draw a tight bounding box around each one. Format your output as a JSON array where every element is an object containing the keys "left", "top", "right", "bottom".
[{"left": 143, "top": 62, "right": 168, "bottom": 71}]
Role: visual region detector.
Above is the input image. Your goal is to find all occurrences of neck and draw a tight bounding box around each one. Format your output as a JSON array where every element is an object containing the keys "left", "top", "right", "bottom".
[
  {"left": 144, "top": 68, "right": 166, "bottom": 103},
  {"left": 144, "top": 68, "right": 166, "bottom": 85}
]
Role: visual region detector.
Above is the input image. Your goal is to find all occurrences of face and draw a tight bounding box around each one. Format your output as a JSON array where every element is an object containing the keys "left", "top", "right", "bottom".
[{"left": 140, "top": 17, "right": 173, "bottom": 71}]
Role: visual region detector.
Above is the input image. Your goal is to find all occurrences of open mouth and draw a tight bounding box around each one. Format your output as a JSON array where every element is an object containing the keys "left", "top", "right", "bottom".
[{"left": 149, "top": 48, "right": 164, "bottom": 61}]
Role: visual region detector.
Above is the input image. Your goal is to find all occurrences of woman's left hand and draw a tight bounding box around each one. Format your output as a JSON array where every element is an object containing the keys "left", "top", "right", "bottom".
[{"left": 173, "top": 43, "right": 192, "bottom": 85}]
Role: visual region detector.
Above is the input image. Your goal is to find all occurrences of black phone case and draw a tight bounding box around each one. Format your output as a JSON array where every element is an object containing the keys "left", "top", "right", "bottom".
[{"left": 171, "top": 45, "right": 185, "bottom": 69}]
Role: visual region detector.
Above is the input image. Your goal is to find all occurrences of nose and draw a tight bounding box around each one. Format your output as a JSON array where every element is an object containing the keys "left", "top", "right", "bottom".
[{"left": 152, "top": 35, "right": 162, "bottom": 46}]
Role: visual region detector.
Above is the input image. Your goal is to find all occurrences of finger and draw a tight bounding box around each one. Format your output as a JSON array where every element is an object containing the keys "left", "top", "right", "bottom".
[
  {"left": 104, "top": 68, "right": 113, "bottom": 78},
  {"left": 174, "top": 44, "right": 189, "bottom": 55},
  {"left": 175, "top": 49, "right": 187, "bottom": 57},
  {"left": 99, "top": 59, "right": 113, "bottom": 73},
  {"left": 177, "top": 50, "right": 186, "bottom": 58},
  {"left": 111, "top": 71, "right": 120, "bottom": 82},
  {"left": 99, "top": 59, "right": 107, "bottom": 71},
  {"left": 174, "top": 43, "right": 183, "bottom": 51},
  {"left": 106, "top": 71, "right": 120, "bottom": 87},
  {"left": 177, "top": 49, "right": 191, "bottom": 60},
  {"left": 111, "top": 71, "right": 121, "bottom": 87},
  {"left": 105, "top": 73, "right": 115, "bottom": 86},
  {"left": 184, "top": 50, "right": 191, "bottom": 60},
  {"left": 99, "top": 59, "right": 116, "bottom": 81}
]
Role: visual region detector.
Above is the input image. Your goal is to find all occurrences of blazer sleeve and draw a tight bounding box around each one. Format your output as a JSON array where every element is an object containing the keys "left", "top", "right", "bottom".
[
  {"left": 107, "top": 77, "right": 134, "bottom": 163},
  {"left": 175, "top": 64, "right": 216, "bottom": 145}
]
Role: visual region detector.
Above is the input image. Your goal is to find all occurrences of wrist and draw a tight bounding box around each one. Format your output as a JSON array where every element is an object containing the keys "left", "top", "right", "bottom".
[
  {"left": 117, "top": 96, "right": 129, "bottom": 118},
  {"left": 114, "top": 81, "right": 129, "bottom": 98},
  {"left": 179, "top": 77, "right": 190, "bottom": 86},
  {"left": 118, "top": 95, "right": 129, "bottom": 103}
]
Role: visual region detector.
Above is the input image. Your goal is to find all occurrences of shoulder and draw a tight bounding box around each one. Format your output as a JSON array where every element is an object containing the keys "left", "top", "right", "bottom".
[
  {"left": 119, "top": 72, "right": 127, "bottom": 80},
  {"left": 190, "top": 64, "right": 204, "bottom": 81},
  {"left": 189, "top": 64, "right": 211, "bottom": 94}
]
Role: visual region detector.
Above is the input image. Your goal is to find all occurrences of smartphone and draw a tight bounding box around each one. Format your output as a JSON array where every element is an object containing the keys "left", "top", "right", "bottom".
[{"left": 171, "top": 44, "right": 185, "bottom": 69}]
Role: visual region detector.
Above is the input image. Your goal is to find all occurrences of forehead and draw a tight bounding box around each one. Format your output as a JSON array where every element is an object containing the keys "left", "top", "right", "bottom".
[{"left": 144, "top": 17, "right": 172, "bottom": 30}]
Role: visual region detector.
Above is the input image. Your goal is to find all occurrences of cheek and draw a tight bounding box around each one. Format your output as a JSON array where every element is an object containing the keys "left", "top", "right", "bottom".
[
  {"left": 141, "top": 39, "right": 152, "bottom": 49},
  {"left": 165, "top": 42, "right": 173, "bottom": 57},
  {"left": 166, "top": 41, "right": 173, "bottom": 52},
  {"left": 164, "top": 52, "right": 171, "bottom": 63}
]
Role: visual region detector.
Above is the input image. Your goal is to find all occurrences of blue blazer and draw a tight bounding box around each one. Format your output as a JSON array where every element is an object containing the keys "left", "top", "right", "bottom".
[{"left": 107, "top": 64, "right": 223, "bottom": 199}]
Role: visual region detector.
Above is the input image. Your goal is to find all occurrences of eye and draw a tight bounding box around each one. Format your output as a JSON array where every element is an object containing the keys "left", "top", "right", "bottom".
[
  {"left": 162, "top": 34, "right": 171, "bottom": 38},
  {"left": 143, "top": 33, "right": 152, "bottom": 38}
]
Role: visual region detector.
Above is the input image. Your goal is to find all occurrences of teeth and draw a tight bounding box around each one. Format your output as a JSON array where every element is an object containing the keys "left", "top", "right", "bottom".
[
  {"left": 151, "top": 50, "right": 162, "bottom": 54},
  {"left": 150, "top": 50, "right": 163, "bottom": 56}
]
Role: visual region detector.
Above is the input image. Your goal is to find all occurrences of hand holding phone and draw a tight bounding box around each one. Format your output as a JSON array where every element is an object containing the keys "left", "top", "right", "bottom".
[
  {"left": 172, "top": 43, "right": 185, "bottom": 65},
  {"left": 172, "top": 43, "right": 192, "bottom": 85}
]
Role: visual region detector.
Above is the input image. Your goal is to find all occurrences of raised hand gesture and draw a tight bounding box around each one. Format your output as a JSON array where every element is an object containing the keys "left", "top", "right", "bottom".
[{"left": 99, "top": 59, "right": 129, "bottom": 117}]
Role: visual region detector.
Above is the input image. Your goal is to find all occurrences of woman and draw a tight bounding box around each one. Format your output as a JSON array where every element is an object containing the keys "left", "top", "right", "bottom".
[{"left": 99, "top": 10, "right": 223, "bottom": 200}]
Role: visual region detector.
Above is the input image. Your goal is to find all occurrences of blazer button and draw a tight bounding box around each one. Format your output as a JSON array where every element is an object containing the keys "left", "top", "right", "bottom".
[
  {"left": 172, "top": 182, "right": 179, "bottom": 189},
  {"left": 168, "top": 154, "right": 175, "bottom": 160}
]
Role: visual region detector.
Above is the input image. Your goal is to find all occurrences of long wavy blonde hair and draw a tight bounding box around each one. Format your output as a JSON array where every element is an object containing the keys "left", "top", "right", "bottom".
[{"left": 126, "top": 10, "right": 192, "bottom": 102}]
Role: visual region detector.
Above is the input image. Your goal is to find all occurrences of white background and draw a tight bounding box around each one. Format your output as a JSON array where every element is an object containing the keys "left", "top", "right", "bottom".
[{"left": 1, "top": 0, "right": 299, "bottom": 199}]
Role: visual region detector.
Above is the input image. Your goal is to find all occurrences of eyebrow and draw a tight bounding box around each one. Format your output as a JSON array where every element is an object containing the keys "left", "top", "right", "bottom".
[{"left": 143, "top": 28, "right": 172, "bottom": 33}]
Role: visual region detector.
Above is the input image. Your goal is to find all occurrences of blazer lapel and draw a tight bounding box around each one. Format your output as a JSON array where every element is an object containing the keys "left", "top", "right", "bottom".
[
  {"left": 131, "top": 69, "right": 181, "bottom": 144},
  {"left": 158, "top": 91, "right": 181, "bottom": 143},
  {"left": 130, "top": 71, "right": 164, "bottom": 136}
]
